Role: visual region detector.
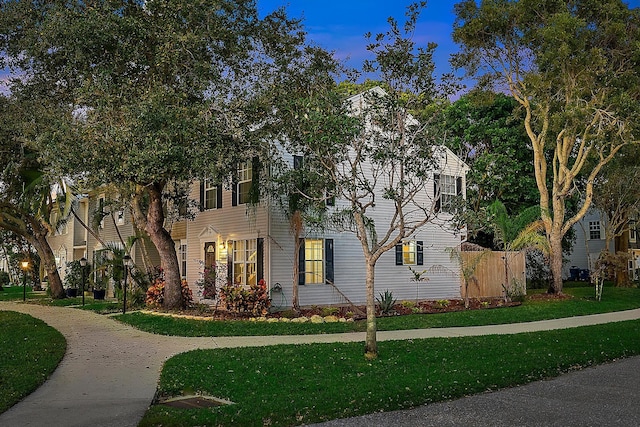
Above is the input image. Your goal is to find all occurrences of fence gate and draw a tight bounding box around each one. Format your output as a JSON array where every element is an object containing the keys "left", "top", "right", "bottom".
[{"left": 460, "top": 251, "right": 526, "bottom": 299}]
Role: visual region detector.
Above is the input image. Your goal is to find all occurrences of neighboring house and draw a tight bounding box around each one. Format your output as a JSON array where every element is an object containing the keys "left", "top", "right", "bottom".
[
  {"left": 566, "top": 209, "right": 640, "bottom": 281},
  {"left": 47, "top": 196, "right": 89, "bottom": 285},
  {"left": 0, "top": 255, "right": 9, "bottom": 276},
  {"left": 47, "top": 191, "right": 160, "bottom": 295}
]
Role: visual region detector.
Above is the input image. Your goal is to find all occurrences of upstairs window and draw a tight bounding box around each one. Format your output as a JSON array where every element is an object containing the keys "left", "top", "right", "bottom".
[
  {"left": 589, "top": 221, "right": 602, "bottom": 240},
  {"left": 237, "top": 162, "right": 253, "bottom": 205},
  {"left": 232, "top": 159, "right": 260, "bottom": 206},
  {"left": 200, "top": 179, "right": 222, "bottom": 210},
  {"left": 116, "top": 210, "right": 125, "bottom": 225},
  {"left": 434, "top": 174, "right": 462, "bottom": 213}
]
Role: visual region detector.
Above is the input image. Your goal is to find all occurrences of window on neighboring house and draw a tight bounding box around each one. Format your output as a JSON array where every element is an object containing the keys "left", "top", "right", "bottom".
[
  {"left": 298, "top": 238, "right": 334, "bottom": 285},
  {"left": 630, "top": 221, "right": 637, "bottom": 243},
  {"left": 434, "top": 174, "right": 462, "bottom": 213},
  {"left": 200, "top": 179, "right": 222, "bottom": 210},
  {"left": 395, "top": 240, "right": 424, "bottom": 266},
  {"left": 116, "top": 210, "right": 125, "bottom": 225},
  {"left": 98, "top": 196, "right": 105, "bottom": 229},
  {"left": 589, "top": 221, "right": 602, "bottom": 240},
  {"left": 179, "top": 242, "right": 187, "bottom": 279}
]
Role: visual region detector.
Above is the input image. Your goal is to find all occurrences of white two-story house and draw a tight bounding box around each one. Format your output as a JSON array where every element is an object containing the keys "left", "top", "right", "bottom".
[{"left": 181, "top": 89, "right": 470, "bottom": 307}]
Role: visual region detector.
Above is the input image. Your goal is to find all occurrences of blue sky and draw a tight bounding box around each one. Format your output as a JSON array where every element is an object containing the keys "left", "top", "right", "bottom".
[
  {"left": 258, "top": 0, "right": 640, "bottom": 81},
  {"left": 258, "top": 0, "right": 458, "bottom": 78}
]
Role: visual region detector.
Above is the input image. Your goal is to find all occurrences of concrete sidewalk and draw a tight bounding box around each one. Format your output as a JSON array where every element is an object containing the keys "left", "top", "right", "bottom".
[{"left": 1, "top": 302, "right": 639, "bottom": 426}]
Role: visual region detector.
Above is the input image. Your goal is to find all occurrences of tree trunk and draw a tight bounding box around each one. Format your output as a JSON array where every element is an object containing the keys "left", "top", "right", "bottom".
[
  {"left": 31, "top": 226, "right": 64, "bottom": 299},
  {"left": 291, "top": 210, "right": 302, "bottom": 312},
  {"left": 615, "top": 232, "right": 630, "bottom": 287},
  {"left": 292, "top": 237, "right": 300, "bottom": 312},
  {"left": 364, "top": 261, "right": 377, "bottom": 360},
  {"left": 549, "top": 233, "right": 564, "bottom": 294},
  {"left": 133, "top": 183, "right": 183, "bottom": 310}
]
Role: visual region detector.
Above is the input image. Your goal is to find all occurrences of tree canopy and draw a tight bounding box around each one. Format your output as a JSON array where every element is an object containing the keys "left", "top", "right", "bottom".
[
  {"left": 0, "top": 0, "right": 325, "bottom": 308},
  {"left": 453, "top": 0, "right": 640, "bottom": 293}
]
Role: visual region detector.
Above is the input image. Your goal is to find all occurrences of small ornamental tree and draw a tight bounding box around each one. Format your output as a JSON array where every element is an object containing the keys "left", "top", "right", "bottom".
[{"left": 274, "top": 2, "right": 454, "bottom": 359}]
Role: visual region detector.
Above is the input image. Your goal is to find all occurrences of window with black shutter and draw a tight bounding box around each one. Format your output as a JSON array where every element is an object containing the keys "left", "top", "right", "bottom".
[
  {"left": 201, "top": 179, "right": 222, "bottom": 210},
  {"left": 395, "top": 240, "right": 424, "bottom": 266},
  {"left": 298, "top": 238, "right": 334, "bottom": 285}
]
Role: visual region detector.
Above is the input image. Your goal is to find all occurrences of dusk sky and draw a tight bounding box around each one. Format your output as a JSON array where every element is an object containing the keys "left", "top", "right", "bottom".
[
  {"left": 258, "top": 0, "right": 640, "bottom": 82},
  {"left": 258, "top": 0, "right": 459, "bottom": 78}
]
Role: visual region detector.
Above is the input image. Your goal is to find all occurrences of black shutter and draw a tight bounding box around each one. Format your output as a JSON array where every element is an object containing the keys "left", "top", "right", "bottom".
[
  {"left": 257, "top": 238, "right": 264, "bottom": 282},
  {"left": 199, "top": 181, "right": 205, "bottom": 211},
  {"left": 325, "top": 239, "right": 334, "bottom": 284},
  {"left": 395, "top": 244, "right": 403, "bottom": 265},
  {"left": 456, "top": 177, "right": 463, "bottom": 196},
  {"left": 417, "top": 241, "right": 424, "bottom": 266},
  {"left": 434, "top": 174, "right": 441, "bottom": 213},
  {"left": 231, "top": 173, "right": 238, "bottom": 207},
  {"left": 216, "top": 184, "right": 223, "bottom": 208},
  {"left": 249, "top": 157, "right": 260, "bottom": 204},
  {"left": 298, "top": 238, "right": 305, "bottom": 286},
  {"left": 227, "top": 241, "right": 233, "bottom": 284}
]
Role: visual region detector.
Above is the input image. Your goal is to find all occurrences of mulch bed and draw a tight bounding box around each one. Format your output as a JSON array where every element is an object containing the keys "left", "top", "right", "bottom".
[{"left": 154, "top": 295, "right": 559, "bottom": 321}]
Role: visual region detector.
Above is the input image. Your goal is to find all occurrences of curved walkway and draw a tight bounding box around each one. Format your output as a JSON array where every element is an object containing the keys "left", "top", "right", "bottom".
[{"left": 1, "top": 303, "right": 640, "bottom": 427}]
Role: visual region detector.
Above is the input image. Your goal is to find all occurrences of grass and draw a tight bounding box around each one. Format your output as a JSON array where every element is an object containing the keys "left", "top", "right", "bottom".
[
  {"left": 116, "top": 285, "right": 640, "bottom": 337},
  {"left": 0, "top": 311, "right": 66, "bottom": 414},
  {"left": 23, "top": 294, "right": 123, "bottom": 313},
  {"left": 0, "top": 286, "right": 43, "bottom": 301},
  {"left": 140, "top": 319, "right": 640, "bottom": 426}
]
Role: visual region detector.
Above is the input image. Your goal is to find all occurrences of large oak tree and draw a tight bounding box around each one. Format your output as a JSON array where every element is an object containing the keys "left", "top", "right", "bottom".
[{"left": 0, "top": 0, "right": 318, "bottom": 308}]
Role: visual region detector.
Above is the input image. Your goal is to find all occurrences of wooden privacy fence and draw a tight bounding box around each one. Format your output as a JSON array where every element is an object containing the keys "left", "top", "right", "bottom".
[{"left": 460, "top": 250, "right": 526, "bottom": 299}]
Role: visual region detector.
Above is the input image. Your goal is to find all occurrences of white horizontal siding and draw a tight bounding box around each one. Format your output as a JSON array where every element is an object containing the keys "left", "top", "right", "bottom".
[{"left": 185, "top": 182, "right": 270, "bottom": 300}]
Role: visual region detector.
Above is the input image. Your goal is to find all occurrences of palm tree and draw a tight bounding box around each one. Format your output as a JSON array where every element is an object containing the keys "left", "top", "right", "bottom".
[{"left": 487, "top": 200, "right": 549, "bottom": 293}]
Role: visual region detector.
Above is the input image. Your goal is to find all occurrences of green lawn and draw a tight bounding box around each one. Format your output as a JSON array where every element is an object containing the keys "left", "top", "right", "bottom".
[
  {"left": 0, "top": 311, "right": 66, "bottom": 414},
  {"left": 117, "top": 285, "right": 640, "bottom": 337},
  {"left": 0, "top": 286, "right": 42, "bottom": 301},
  {"left": 140, "top": 319, "right": 640, "bottom": 426}
]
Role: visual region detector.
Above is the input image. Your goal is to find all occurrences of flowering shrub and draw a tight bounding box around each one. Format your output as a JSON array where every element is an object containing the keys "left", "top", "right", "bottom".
[
  {"left": 220, "top": 279, "right": 270, "bottom": 315},
  {"left": 145, "top": 278, "right": 193, "bottom": 309}
]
